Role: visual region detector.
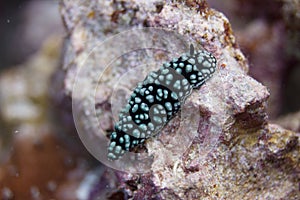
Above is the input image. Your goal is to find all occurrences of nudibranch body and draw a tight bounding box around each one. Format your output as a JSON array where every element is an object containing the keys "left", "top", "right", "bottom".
[{"left": 107, "top": 45, "right": 217, "bottom": 160}]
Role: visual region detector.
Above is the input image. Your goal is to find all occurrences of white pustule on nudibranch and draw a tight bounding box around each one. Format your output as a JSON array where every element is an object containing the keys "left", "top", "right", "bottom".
[{"left": 107, "top": 44, "right": 217, "bottom": 160}]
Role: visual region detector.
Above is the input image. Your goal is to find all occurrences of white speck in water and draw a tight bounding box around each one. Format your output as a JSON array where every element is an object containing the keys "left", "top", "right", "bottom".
[
  {"left": 30, "top": 186, "right": 40, "bottom": 200},
  {"left": 47, "top": 181, "right": 57, "bottom": 192},
  {"left": 14, "top": 130, "right": 19, "bottom": 134},
  {"left": 6, "top": 19, "right": 10, "bottom": 23},
  {"left": 64, "top": 156, "right": 74, "bottom": 166},
  {"left": 2, "top": 187, "right": 13, "bottom": 199}
]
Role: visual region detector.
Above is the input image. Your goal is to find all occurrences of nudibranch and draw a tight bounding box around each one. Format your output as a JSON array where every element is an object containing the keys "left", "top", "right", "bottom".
[{"left": 107, "top": 44, "right": 217, "bottom": 160}]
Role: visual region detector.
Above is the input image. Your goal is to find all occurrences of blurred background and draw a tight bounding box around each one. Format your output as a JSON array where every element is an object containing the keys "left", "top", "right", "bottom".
[
  {"left": 0, "top": 0, "right": 299, "bottom": 199},
  {"left": 0, "top": 0, "right": 63, "bottom": 69}
]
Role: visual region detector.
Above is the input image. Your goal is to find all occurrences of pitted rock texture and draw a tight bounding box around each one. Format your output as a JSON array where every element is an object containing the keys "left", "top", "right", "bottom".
[{"left": 58, "top": 0, "right": 300, "bottom": 199}]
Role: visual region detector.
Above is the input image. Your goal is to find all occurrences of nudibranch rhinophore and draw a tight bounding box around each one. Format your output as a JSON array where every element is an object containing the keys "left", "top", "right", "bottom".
[{"left": 107, "top": 44, "right": 217, "bottom": 160}]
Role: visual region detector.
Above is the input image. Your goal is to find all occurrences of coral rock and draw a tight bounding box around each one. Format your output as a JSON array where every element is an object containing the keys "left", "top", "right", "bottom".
[{"left": 58, "top": 0, "right": 300, "bottom": 199}]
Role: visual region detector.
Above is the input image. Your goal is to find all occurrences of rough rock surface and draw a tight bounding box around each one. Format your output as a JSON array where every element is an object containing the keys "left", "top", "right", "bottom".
[
  {"left": 58, "top": 0, "right": 300, "bottom": 199},
  {"left": 236, "top": 20, "right": 286, "bottom": 117},
  {"left": 208, "top": 0, "right": 300, "bottom": 117},
  {"left": 276, "top": 111, "right": 300, "bottom": 133}
]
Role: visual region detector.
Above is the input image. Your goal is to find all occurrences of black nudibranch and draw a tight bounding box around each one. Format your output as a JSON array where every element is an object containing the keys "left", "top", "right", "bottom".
[{"left": 107, "top": 45, "right": 217, "bottom": 160}]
